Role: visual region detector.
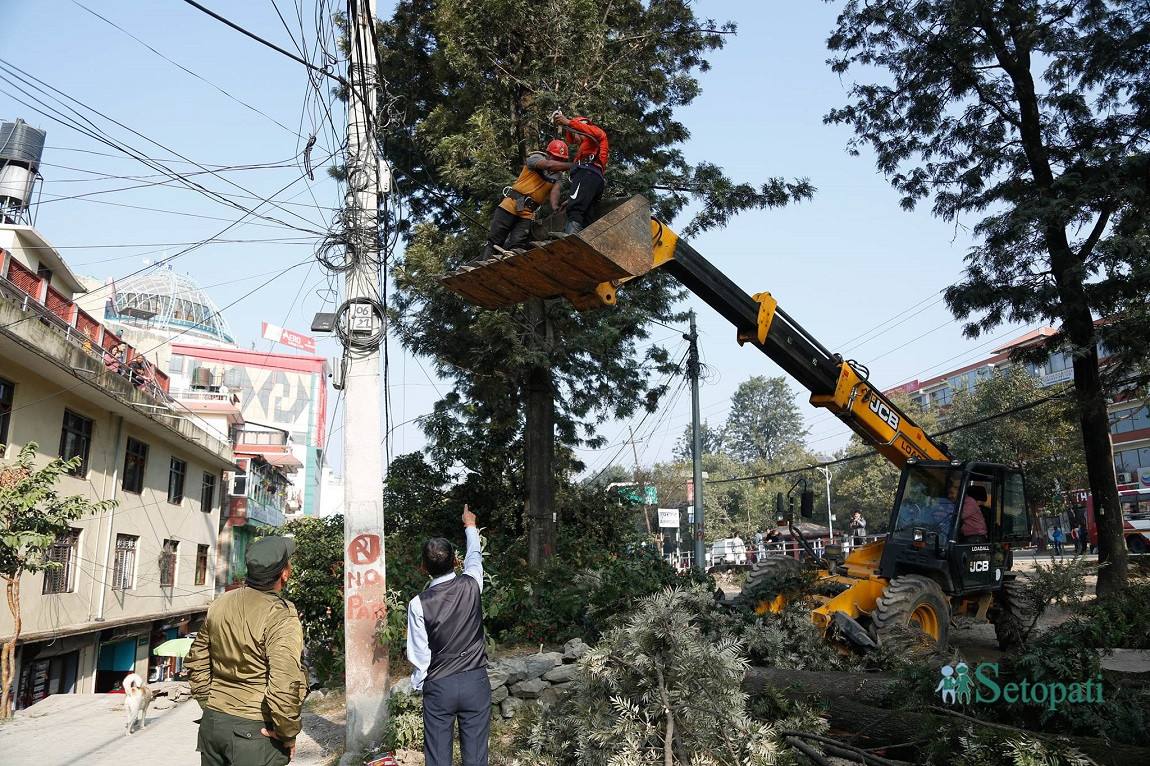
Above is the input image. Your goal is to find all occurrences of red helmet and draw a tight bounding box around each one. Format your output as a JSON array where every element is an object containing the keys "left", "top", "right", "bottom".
[
  {"left": 546, "top": 139, "right": 569, "bottom": 159},
  {"left": 564, "top": 116, "right": 589, "bottom": 144}
]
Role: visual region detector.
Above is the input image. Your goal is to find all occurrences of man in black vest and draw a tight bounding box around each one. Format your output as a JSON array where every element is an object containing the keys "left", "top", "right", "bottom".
[{"left": 406, "top": 505, "right": 490, "bottom": 766}]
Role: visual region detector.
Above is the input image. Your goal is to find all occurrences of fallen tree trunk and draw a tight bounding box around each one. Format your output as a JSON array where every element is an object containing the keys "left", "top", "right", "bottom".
[
  {"left": 743, "top": 667, "right": 1150, "bottom": 766},
  {"left": 742, "top": 667, "right": 899, "bottom": 707}
]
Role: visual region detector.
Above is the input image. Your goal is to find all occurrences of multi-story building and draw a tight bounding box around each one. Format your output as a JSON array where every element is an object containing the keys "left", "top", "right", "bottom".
[
  {"left": 886, "top": 327, "right": 1146, "bottom": 489},
  {"left": 73, "top": 271, "right": 331, "bottom": 518},
  {"left": 165, "top": 344, "right": 329, "bottom": 516},
  {"left": 167, "top": 389, "right": 298, "bottom": 588},
  {"left": 0, "top": 226, "right": 235, "bottom": 706}
]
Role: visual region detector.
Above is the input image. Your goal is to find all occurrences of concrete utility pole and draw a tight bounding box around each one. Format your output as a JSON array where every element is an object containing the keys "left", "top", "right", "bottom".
[
  {"left": 685, "top": 312, "right": 706, "bottom": 572},
  {"left": 342, "top": 0, "right": 387, "bottom": 760}
]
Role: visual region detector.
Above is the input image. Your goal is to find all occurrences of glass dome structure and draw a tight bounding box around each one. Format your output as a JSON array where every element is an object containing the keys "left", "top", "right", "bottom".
[{"left": 106, "top": 267, "right": 236, "bottom": 345}]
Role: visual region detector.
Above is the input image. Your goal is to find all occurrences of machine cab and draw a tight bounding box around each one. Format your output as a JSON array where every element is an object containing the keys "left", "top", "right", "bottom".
[{"left": 881, "top": 461, "right": 1031, "bottom": 594}]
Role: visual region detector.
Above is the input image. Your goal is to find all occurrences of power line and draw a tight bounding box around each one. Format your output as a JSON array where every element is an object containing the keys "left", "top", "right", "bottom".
[
  {"left": 0, "top": 59, "right": 327, "bottom": 235},
  {"left": 69, "top": 0, "right": 304, "bottom": 139},
  {"left": 707, "top": 387, "right": 1075, "bottom": 486},
  {"left": 178, "top": 0, "right": 347, "bottom": 88}
]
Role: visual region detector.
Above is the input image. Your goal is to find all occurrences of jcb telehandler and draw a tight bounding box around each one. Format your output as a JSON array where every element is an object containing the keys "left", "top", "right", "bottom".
[{"left": 440, "top": 196, "right": 1034, "bottom": 652}]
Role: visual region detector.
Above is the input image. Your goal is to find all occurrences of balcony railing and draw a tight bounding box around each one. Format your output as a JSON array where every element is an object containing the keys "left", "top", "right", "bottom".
[{"left": 1, "top": 252, "right": 171, "bottom": 397}]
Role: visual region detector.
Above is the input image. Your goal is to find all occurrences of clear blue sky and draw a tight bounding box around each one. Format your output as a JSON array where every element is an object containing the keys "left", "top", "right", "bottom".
[{"left": 0, "top": 1, "right": 1039, "bottom": 480}]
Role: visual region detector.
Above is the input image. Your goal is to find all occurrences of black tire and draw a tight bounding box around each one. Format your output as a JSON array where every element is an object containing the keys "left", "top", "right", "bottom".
[
  {"left": 871, "top": 575, "right": 950, "bottom": 655},
  {"left": 737, "top": 555, "right": 804, "bottom": 610},
  {"left": 991, "top": 574, "right": 1033, "bottom": 651},
  {"left": 736, "top": 554, "right": 800, "bottom": 598},
  {"left": 1128, "top": 534, "right": 1148, "bottom": 555}
]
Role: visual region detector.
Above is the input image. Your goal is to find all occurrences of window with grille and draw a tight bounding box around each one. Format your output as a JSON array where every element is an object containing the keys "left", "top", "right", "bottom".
[
  {"left": 112, "top": 534, "right": 138, "bottom": 589},
  {"left": 200, "top": 472, "right": 216, "bottom": 513},
  {"left": 42, "top": 529, "right": 79, "bottom": 595},
  {"left": 0, "top": 376, "right": 13, "bottom": 447},
  {"left": 59, "top": 409, "right": 94, "bottom": 477},
  {"left": 122, "top": 437, "right": 149, "bottom": 494},
  {"left": 168, "top": 458, "right": 187, "bottom": 504},
  {"left": 195, "top": 544, "right": 209, "bottom": 585},
  {"left": 159, "top": 539, "right": 178, "bottom": 587}
]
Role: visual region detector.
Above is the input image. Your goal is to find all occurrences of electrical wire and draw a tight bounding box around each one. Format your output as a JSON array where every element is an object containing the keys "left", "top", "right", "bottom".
[
  {"left": 69, "top": 0, "right": 305, "bottom": 139},
  {"left": 707, "top": 387, "right": 1076, "bottom": 486},
  {"left": 0, "top": 59, "right": 328, "bottom": 235}
]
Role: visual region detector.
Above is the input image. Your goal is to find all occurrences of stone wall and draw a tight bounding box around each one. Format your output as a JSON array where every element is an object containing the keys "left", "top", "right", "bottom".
[
  {"left": 392, "top": 638, "right": 590, "bottom": 719},
  {"left": 488, "top": 637, "right": 589, "bottom": 718}
]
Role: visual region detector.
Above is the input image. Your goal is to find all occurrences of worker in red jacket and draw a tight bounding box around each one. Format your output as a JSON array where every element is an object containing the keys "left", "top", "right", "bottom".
[{"left": 552, "top": 110, "right": 608, "bottom": 235}]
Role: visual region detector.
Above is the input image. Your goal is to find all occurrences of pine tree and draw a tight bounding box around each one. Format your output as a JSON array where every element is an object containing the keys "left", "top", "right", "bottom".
[
  {"left": 724, "top": 376, "right": 809, "bottom": 465},
  {"left": 379, "top": 0, "right": 814, "bottom": 568}
]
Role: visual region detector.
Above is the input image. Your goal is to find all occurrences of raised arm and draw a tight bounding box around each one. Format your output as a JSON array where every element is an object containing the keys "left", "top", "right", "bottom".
[{"left": 461, "top": 504, "right": 483, "bottom": 590}]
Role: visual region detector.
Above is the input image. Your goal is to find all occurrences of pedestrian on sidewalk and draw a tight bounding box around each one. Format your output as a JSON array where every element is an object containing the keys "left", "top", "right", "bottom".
[
  {"left": 187, "top": 537, "right": 306, "bottom": 765},
  {"left": 1052, "top": 525, "right": 1065, "bottom": 556},
  {"left": 408, "top": 505, "right": 491, "bottom": 766}
]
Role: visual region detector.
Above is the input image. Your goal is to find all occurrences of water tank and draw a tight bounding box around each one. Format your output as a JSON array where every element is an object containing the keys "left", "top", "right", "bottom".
[
  {"left": 0, "top": 119, "right": 47, "bottom": 218},
  {"left": 192, "top": 367, "right": 212, "bottom": 388},
  {"left": 0, "top": 120, "right": 47, "bottom": 165}
]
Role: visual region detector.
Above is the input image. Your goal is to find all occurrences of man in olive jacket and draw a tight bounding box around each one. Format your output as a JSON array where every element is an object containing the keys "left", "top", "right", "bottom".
[{"left": 187, "top": 537, "right": 307, "bottom": 765}]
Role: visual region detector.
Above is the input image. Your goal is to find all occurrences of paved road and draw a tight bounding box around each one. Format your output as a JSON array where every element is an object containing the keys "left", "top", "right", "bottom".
[{"left": 0, "top": 693, "right": 343, "bottom": 766}]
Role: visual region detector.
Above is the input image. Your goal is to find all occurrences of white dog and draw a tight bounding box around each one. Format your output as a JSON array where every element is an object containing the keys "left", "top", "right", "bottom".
[{"left": 122, "top": 672, "right": 154, "bottom": 734}]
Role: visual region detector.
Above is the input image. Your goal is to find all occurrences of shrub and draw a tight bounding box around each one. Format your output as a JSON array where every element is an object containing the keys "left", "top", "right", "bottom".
[{"left": 513, "top": 586, "right": 818, "bottom": 766}]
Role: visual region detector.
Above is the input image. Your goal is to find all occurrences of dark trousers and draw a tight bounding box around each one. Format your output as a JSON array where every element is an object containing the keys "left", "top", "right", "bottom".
[
  {"left": 485, "top": 206, "right": 533, "bottom": 257},
  {"left": 423, "top": 667, "right": 491, "bottom": 766},
  {"left": 566, "top": 165, "right": 604, "bottom": 229},
  {"left": 197, "top": 708, "right": 290, "bottom": 766}
]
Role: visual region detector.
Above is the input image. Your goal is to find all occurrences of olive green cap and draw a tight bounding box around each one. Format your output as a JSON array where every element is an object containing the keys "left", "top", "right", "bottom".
[{"left": 245, "top": 536, "right": 296, "bottom": 586}]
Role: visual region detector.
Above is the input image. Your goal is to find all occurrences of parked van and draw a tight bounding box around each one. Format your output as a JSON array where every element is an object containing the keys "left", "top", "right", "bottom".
[{"left": 708, "top": 537, "right": 746, "bottom": 567}]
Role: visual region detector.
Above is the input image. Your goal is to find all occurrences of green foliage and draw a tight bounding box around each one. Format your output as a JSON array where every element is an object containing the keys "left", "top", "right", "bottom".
[
  {"left": 980, "top": 581, "right": 1149, "bottom": 741},
  {"left": 384, "top": 691, "right": 425, "bottom": 752},
  {"left": 1, "top": 442, "right": 115, "bottom": 719},
  {"left": 1011, "top": 559, "right": 1095, "bottom": 643},
  {"left": 715, "top": 605, "right": 856, "bottom": 672},
  {"left": 942, "top": 729, "right": 1092, "bottom": 766},
  {"left": 379, "top": 0, "right": 814, "bottom": 569},
  {"left": 282, "top": 515, "right": 345, "bottom": 687},
  {"left": 383, "top": 452, "right": 456, "bottom": 539},
  {"left": 942, "top": 369, "right": 1086, "bottom": 508},
  {"left": 482, "top": 540, "right": 707, "bottom": 646},
  {"left": 725, "top": 376, "right": 809, "bottom": 465},
  {"left": 0, "top": 442, "right": 114, "bottom": 580},
  {"left": 513, "top": 586, "right": 811, "bottom": 766},
  {"left": 673, "top": 419, "right": 726, "bottom": 461}
]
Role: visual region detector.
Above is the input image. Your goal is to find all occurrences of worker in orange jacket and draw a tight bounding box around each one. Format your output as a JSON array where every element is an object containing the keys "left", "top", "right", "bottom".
[
  {"left": 484, "top": 140, "right": 572, "bottom": 258},
  {"left": 552, "top": 110, "right": 608, "bottom": 235}
]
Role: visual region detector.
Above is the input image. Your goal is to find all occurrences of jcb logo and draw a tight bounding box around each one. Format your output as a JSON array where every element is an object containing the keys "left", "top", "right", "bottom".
[
  {"left": 969, "top": 560, "right": 990, "bottom": 573},
  {"left": 868, "top": 398, "right": 901, "bottom": 430}
]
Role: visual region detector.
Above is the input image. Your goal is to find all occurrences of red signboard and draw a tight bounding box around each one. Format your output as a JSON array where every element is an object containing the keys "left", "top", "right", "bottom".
[{"left": 261, "top": 322, "right": 316, "bottom": 353}]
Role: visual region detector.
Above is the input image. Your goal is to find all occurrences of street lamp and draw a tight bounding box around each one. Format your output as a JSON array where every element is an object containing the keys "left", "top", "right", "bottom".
[{"left": 809, "top": 464, "right": 833, "bottom": 540}]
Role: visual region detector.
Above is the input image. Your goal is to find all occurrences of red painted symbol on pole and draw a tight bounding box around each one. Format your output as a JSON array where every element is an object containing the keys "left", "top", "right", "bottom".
[{"left": 348, "top": 534, "right": 380, "bottom": 566}]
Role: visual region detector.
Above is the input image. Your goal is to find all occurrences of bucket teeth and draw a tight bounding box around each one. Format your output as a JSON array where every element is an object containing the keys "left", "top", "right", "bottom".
[{"left": 440, "top": 195, "right": 655, "bottom": 310}]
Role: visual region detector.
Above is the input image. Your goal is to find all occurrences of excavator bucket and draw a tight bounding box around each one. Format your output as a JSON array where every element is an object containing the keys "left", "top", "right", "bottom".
[{"left": 439, "top": 195, "right": 655, "bottom": 310}]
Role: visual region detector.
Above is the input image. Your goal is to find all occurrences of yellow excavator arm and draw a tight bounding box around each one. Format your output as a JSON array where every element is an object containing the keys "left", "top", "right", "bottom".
[{"left": 439, "top": 195, "right": 949, "bottom": 470}]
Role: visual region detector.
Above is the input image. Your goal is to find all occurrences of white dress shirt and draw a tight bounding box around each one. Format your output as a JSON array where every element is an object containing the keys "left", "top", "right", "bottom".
[{"left": 406, "top": 526, "right": 484, "bottom": 691}]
